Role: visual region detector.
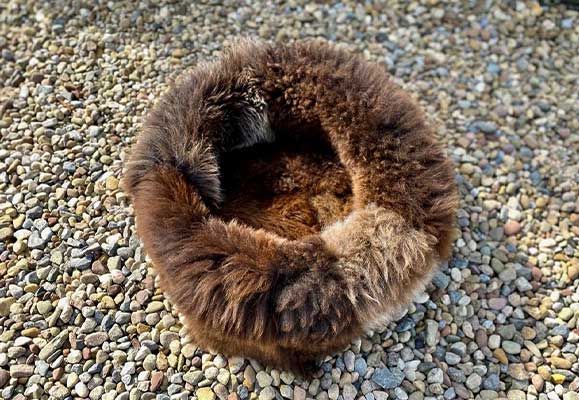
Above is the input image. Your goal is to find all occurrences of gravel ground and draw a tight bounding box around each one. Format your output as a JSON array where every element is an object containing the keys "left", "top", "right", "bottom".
[{"left": 1, "top": 1, "right": 578, "bottom": 400}]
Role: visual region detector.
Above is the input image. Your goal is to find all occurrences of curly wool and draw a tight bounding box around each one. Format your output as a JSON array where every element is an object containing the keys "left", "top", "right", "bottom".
[{"left": 123, "top": 39, "right": 458, "bottom": 373}]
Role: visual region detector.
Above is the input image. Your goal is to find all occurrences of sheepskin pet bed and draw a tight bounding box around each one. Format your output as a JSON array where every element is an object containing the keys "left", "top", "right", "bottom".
[{"left": 124, "top": 40, "right": 458, "bottom": 372}]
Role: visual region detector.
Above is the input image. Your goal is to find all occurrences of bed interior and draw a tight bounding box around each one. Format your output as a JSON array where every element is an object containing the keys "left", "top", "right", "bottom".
[{"left": 217, "top": 128, "right": 355, "bottom": 240}]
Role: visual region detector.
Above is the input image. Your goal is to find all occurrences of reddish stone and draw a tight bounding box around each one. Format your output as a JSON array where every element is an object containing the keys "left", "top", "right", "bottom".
[
  {"left": 150, "top": 371, "right": 164, "bottom": 391},
  {"left": 531, "top": 266, "right": 543, "bottom": 281},
  {"left": 504, "top": 220, "right": 522, "bottom": 236},
  {"left": 82, "top": 347, "right": 91, "bottom": 359},
  {"left": 52, "top": 367, "right": 64, "bottom": 381}
]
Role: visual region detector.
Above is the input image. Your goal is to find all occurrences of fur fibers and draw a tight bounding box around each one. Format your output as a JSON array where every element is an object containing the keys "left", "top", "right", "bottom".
[{"left": 123, "top": 40, "right": 458, "bottom": 373}]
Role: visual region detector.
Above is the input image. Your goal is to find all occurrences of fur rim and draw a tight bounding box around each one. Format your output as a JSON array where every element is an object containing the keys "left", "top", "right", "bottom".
[{"left": 123, "top": 39, "right": 458, "bottom": 372}]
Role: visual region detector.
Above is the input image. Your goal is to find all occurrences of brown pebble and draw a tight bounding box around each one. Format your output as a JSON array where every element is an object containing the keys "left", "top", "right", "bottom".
[
  {"left": 29, "top": 344, "right": 40, "bottom": 354},
  {"left": 493, "top": 348, "right": 508, "bottom": 364},
  {"left": 531, "top": 267, "right": 543, "bottom": 281},
  {"left": 0, "top": 368, "right": 9, "bottom": 387},
  {"left": 91, "top": 260, "right": 107, "bottom": 274},
  {"left": 82, "top": 347, "right": 91, "bottom": 359},
  {"left": 135, "top": 290, "right": 150, "bottom": 305},
  {"left": 521, "top": 327, "right": 536, "bottom": 340},
  {"left": 52, "top": 367, "right": 64, "bottom": 380},
  {"left": 102, "top": 364, "right": 113, "bottom": 377},
  {"left": 108, "top": 284, "right": 122, "bottom": 296},
  {"left": 144, "top": 276, "right": 155, "bottom": 290},
  {"left": 150, "top": 371, "right": 164, "bottom": 391},
  {"left": 475, "top": 329, "right": 488, "bottom": 348},
  {"left": 532, "top": 374, "right": 544, "bottom": 391},
  {"left": 504, "top": 220, "right": 522, "bottom": 236},
  {"left": 524, "top": 362, "right": 537, "bottom": 372}
]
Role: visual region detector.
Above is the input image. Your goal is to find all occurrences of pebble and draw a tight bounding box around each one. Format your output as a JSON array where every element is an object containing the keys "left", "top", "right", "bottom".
[
  {"left": 502, "top": 341, "right": 521, "bottom": 354},
  {"left": 85, "top": 332, "right": 108, "bottom": 347},
  {"left": 372, "top": 367, "right": 405, "bottom": 389},
  {"left": 256, "top": 371, "right": 273, "bottom": 388},
  {"left": 10, "top": 364, "right": 34, "bottom": 378},
  {"left": 294, "top": 387, "right": 306, "bottom": 400},
  {"left": 504, "top": 220, "right": 522, "bottom": 236},
  {"left": 0, "top": 369, "right": 9, "bottom": 387},
  {"left": 197, "top": 387, "right": 216, "bottom": 400},
  {"left": 259, "top": 386, "right": 277, "bottom": 400}
]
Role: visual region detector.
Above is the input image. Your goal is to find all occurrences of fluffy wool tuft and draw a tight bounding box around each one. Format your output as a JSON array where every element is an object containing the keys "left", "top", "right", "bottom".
[{"left": 123, "top": 39, "right": 458, "bottom": 373}]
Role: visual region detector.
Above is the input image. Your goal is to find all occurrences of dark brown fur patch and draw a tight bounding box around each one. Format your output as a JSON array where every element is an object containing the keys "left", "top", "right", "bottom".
[{"left": 123, "top": 39, "right": 458, "bottom": 373}]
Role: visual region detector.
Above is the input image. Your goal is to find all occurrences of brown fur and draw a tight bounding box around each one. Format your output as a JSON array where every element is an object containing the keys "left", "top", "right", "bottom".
[{"left": 123, "top": 40, "right": 458, "bottom": 373}]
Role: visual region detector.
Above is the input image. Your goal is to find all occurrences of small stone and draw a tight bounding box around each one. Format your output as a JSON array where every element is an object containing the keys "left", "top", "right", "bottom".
[
  {"left": 372, "top": 367, "right": 404, "bottom": 389},
  {"left": 558, "top": 308, "right": 574, "bottom": 321},
  {"left": 243, "top": 366, "right": 256, "bottom": 391},
  {"left": 425, "top": 320, "right": 438, "bottom": 347},
  {"left": 183, "top": 370, "right": 203, "bottom": 385},
  {"left": 521, "top": 327, "right": 536, "bottom": 340},
  {"left": 445, "top": 352, "right": 461, "bottom": 365},
  {"left": 538, "top": 365, "right": 551, "bottom": 380},
  {"left": 204, "top": 366, "right": 219, "bottom": 380},
  {"left": 85, "top": 332, "right": 108, "bottom": 346},
  {"left": 181, "top": 343, "right": 197, "bottom": 358},
  {"left": 432, "top": 272, "right": 450, "bottom": 289},
  {"left": 488, "top": 298, "right": 507, "bottom": 310},
  {"left": 159, "top": 331, "right": 179, "bottom": 348},
  {"left": 354, "top": 358, "right": 367, "bottom": 377},
  {"left": 552, "top": 374, "right": 566, "bottom": 384},
  {"left": 294, "top": 387, "right": 306, "bottom": 400},
  {"left": 504, "top": 220, "right": 521, "bottom": 236},
  {"left": 493, "top": 349, "right": 508, "bottom": 364},
  {"left": 502, "top": 341, "right": 521, "bottom": 354},
  {"left": 344, "top": 351, "right": 355, "bottom": 371},
  {"left": 531, "top": 375, "right": 544, "bottom": 391},
  {"left": 146, "top": 301, "right": 164, "bottom": 313},
  {"left": 10, "top": 364, "right": 34, "bottom": 378},
  {"left": 0, "top": 298, "right": 16, "bottom": 317},
  {"left": 428, "top": 368, "right": 444, "bottom": 384},
  {"left": 483, "top": 374, "right": 500, "bottom": 391},
  {"left": 196, "top": 387, "right": 216, "bottom": 400},
  {"left": 0, "top": 369, "right": 10, "bottom": 387},
  {"left": 36, "top": 300, "right": 53, "bottom": 315},
  {"left": 75, "top": 382, "right": 89, "bottom": 398},
  {"left": 507, "top": 390, "right": 526, "bottom": 400},
  {"left": 151, "top": 371, "right": 164, "bottom": 391},
  {"left": 27, "top": 231, "right": 46, "bottom": 249},
  {"left": 0, "top": 227, "right": 14, "bottom": 241},
  {"left": 466, "top": 374, "right": 482, "bottom": 391},
  {"left": 39, "top": 330, "right": 68, "bottom": 360},
  {"left": 342, "top": 383, "right": 357, "bottom": 400},
  {"left": 507, "top": 364, "right": 528, "bottom": 380},
  {"left": 259, "top": 387, "right": 277, "bottom": 400},
  {"left": 550, "top": 357, "right": 572, "bottom": 369},
  {"left": 143, "top": 354, "right": 157, "bottom": 371},
  {"left": 280, "top": 386, "right": 293, "bottom": 399},
  {"left": 256, "top": 371, "right": 273, "bottom": 388},
  {"left": 105, "top": 176, "right": 119, "bottom": 190}
]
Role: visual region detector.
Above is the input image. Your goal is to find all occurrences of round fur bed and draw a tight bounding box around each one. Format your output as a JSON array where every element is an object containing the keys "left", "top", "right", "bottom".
[{"left": 124, "top": 40, "right": 458, "bottom": 373}]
